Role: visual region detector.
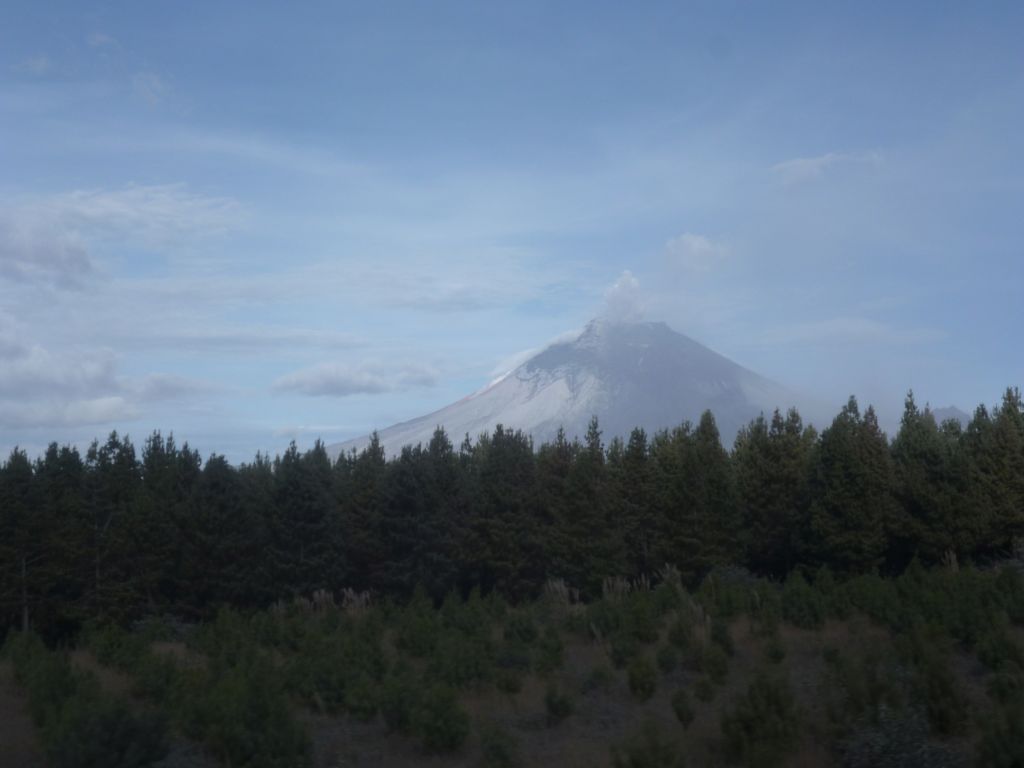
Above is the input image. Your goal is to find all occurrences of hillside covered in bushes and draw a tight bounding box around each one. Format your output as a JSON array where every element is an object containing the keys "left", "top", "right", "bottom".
[{"left": 1, "top": 388, "right": 1023, "bottom": 766}]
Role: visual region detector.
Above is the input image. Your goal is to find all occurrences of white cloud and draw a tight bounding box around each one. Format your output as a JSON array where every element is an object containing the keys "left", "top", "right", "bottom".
[
  {"left": 124, "top": 328, "right": 363, "bottom": 355},
  {"left": 273, "top": 363, "right": 439, "bottom": 398},
  {"left": 0, "top": 215, "right": 93, "bottom": 288},
  {"left": 760, "top": 316, "right": 945, "bottom": 346},
  {"left": 0, "top": 397, "right": 139, "bottom": 430},
  {"left": 16, "top": 55, "right": 53, "bottom": 76},
  {"left": 0, "top": 185, "right": 243, "bottom": 288},
  {"left": 0, "top": 343, "right": 119, "bottom": 399},
  {"left": 0, "top": 315, "right": 216, "bottom": 429},
  {"left": 88, "top": 33, "right": 116, "bottom": 48},
  {"left": 664, "top": 233, "right": 729, "bottom": 273},
  {"left": 132, "top": 71, "right": 167, "bottom": 105},
  {"left": 771, "top": 151, "right": 881, "bottom": 186},
  {"left": 601, "top": 270, "right": 645, "bottom": 323},
  {"left": 130, "top": 374, "right": 219, "bottom": 402}
]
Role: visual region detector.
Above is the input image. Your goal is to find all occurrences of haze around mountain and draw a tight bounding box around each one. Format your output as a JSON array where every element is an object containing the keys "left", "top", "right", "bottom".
[{"left": 331, "top": 318, "right": 817, "bottom": 457}]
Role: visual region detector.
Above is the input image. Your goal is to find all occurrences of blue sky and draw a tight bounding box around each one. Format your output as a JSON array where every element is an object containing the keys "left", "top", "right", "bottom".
[{"left": 2, "top": 1, "right": 1022, "bottom": 460}]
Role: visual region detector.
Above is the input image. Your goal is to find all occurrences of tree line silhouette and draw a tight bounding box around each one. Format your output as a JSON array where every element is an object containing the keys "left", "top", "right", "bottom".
[{"left": 2, "top": 388, "right": 1022, "bottom": 639}]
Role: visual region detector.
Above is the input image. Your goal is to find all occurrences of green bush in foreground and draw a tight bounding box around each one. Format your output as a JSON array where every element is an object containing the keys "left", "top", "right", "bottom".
[
  {"left": 544, "top": 683, "right": 573, "bottom": 726},
  {"left": 628, "top": 654, "right": 658, "bottom": 701},
  {"left": 610, "top": 720, "right": 686, "bottom": 768},
  {"left": 720, "top": 673, "right": 799, "bottom": 767},
  {"left": 657, "top": 644, "right": 679, "bottom": 673},
  {"left": 179, "top": 653, "right": 309, "bottom": 768},
  {"left": 380, "top": 661, "right": 420, "bottom": 734},
  {"left": 4, "top": 632, "right": 168, "bottom": 768},
  {"left": 414, "top": 684, "right": 469, "bottom": 753},
  {"left": 671, "top": 688, "right": 694, "bottom": 728},
  {"left": 478, "top": 720, "right": 523, "bottom": 768},
  {"left": 46, "top": 697, "right": 168, "bottom": 768}
]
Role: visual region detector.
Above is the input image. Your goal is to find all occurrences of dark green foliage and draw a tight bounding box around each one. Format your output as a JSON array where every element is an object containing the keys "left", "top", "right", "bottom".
[
  {"left": 628, "top": 654, "right": 657, "bottom": 701},
  {"left": 178, "top": 652, "right": 310, "bottom": 768},
  {"left": 494, "top": 639, "right": 530, "bottom": 693},
  {"left": 533, "top": 625, "right": 565, "bottom": 675},
  {"left": 380, "top": 661, "right": 420, "bottom": 734},
  {"left": 699, "top": 643, "right": 730, "bottom": 684},
  {"left": 807, "top": 399, "right": 897, "bottom": 574},
  {"left": 734, "top": 409, "right": 812, "bottom": 578},
  {"left": 45, "top": 697, "right": 168, "bottom": 768},
  {"left": 987, "top": 663, "right": 1024, "bottom": 706},
  {"left": 2, "top": 395, "right": 1024, "bottom": 767},
  {"left": 429, "top": 629, "right": 494, "bottom": 688},
  {"left": 671, "top": 688, "right": 694, "bottom": 727},
  {"left": 823, "top": 642, "right": 906, "bottom": 730},
  {"left": 657, "top": 643, "right": 679, "bottom": 673},
  {"left": 975, "top": 702, "right": 1024, "bottom": 768},
  {"left": 478, "top": 721, "right": 523, "bottom": 768},
  {"left": 711, "top": 617, "right": 735, "bottom": 656},
  {"left": 610, "top": 631, "right": 642, "bottom": 668},
  {"left": 610, "top": 720, "right": 686, "bottom": 768},
  {"left": 895, "top": 625, "right": 967, "bottom": 736},
  {"left": 131, "top": 651, "right": 178, "bottom": 701},
  {"left": 720, "top": 673, "right": 800, "bottom": 767},
  {"left": 3, "top": 389, "right": 1024, "bottom": 636},
  {"left": 544, "top": 683, "right": 573, "bottom": 726},
  {"left": 764, "top": 635, "right": 786, "bottom": 664},
  {"left": 695, "top": 677, "right": 715, "bottom": 702},
  {"left": 4, "top": 632, "right": 168, "bottom": 768},
  {"left": 344, "top": 672, "right": 378, "bottom": 722},
  {"left": 503, "top": 612, "right": 538, "bottom": 644},
  {"left": 781, "top": 570, "right": 826, "bottom": 629},
  {"left": 414, "top": 684, "right": 469, "bottom": 753},
  {"left": 977, "top": 629, "right": 1024, "bottom": 673},
  {"left": 668, "top": 617, "right": 693, "bottom": 649}
]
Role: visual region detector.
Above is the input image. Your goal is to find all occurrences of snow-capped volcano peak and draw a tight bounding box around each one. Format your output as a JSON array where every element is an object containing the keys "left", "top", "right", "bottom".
[{"left": 329, "top": 319, "right": 801, "bottom": 457}]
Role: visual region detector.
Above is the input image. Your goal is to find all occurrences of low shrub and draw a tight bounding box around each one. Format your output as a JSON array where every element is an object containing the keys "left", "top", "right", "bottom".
[
  {"left": 628, "top": 655, "right": 657, "bottom": 701},
  {"left": 4, "top": 632, "right": 168, "bottom": 768},
  {"left": 695, "top": 678, "right": 715, "bottom": 703},
  {"left": 657, "top": 644, "right": 679, "bottom": 674},
  {"left": 380, "top": 661, "right": 420, "bottom": 734},
  {"left": 544, "top": 683, "right": 573, "bottom": 726},
  {"left": 478, "top": 720, "right": 523, "bottom": 768},
  {"left": 178, "top": 652, "right": 310, "bottom": 768},
  {"left": 429, "top": 630, "right": 494, "bottom": 689},
  {"left": 668, "top": 617, "right": 693, "bottom": 650},
  {"left": 764, "top": 636, "right": 786, "bottom": 664},
  {"left": 720, "top": 673, "right": 799, "bottom": 767},
  {"left": 711, "top": 618, "right": 735, "bottom": 657},
  {"left": 344, "top": 671, "right": 378, "bottom": 722},
  {"left": 610, "top": 719, "right": 686, "bottom": 768},
  {"left": 781, "top": 571, "right": 825, "bottom": 630},
  {"left": 414, "top": 684, "right": 469, "bottom": 753},
  {"left": 45, "top": 697, "right": 168, "bottom": 768},
  {"left": 504, "top": 613, "right": 538, "bottom": 645},
  {"left": 534, "top": 626, "right": 565, "bottom": 675},
  {"left": 700, "top": 643, "right": 730, "bottom": 685},
  {"left": 975, "top": 702, "right": 1024, "bottom": 768},
  {"left": 610, "top": 631, "right": 642, "bottom": 669},
  {"left": 671, "top": 688, "right": 694, "bottom": 728}
]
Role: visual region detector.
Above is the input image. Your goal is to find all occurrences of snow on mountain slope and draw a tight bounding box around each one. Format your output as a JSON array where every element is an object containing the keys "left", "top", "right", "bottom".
[{"left": 329, "top": 319, "right": 806, "bottom": 457}]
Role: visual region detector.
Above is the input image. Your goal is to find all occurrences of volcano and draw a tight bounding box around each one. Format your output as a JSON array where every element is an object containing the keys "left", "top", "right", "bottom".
[{"left": 330, "top": 319, "right": 805, "bottom": 457}]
